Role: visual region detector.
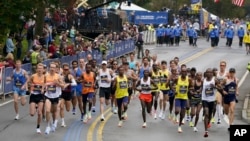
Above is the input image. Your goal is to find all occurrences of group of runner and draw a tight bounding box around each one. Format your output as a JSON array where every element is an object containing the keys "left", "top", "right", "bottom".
[{"left": 9, "top": 52, "right": 239, "bottom": 138}]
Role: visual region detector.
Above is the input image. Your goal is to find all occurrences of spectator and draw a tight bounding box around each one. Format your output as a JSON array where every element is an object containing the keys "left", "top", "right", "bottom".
[
  {"left": 6, "top": 33, "right": 15, "bottom": 54},
  {"left": 48, "top": 40, "right": 57, "bottom": 55},
  {"left": 51, "top": 47, "right": 62, "bottom": 59},
  {"left": 5, "top": 53, "right": 15, "bottom": 68},
  {"left": 15, "top": 36, "right": 23, "bottom": 60},
  {"left": 22, "top": 50, "right": 32, "bottom": 64}
]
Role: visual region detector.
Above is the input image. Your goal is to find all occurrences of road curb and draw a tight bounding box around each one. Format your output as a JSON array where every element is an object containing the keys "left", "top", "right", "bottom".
[{"left": 242, "top": 94, "right": 250, "bottom": 124}]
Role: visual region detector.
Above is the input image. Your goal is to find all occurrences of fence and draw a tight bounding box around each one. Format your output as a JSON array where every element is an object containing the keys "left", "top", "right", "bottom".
[
  {"left": 0, "top": 39, "right": 135, "bottom": 98},
  {"left": 143, "top": 30, "right": 156, "bottom": 45}
]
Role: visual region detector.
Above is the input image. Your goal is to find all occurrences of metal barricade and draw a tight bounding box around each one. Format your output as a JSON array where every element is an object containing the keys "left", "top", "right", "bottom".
[
  {"left": 0, "top": 67, "right": 5, "bottom": 96},
  {"left": 143, "top": 30, "right": 156, "bottom": 44}
]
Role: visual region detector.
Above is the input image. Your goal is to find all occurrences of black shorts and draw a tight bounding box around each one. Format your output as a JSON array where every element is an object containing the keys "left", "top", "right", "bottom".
[
  {"left": 151, "top": 91, "right": 159, "bottom": 96},
  {"left": 190, "top": 99, "right": 202, "bottom": 107},
  {"left": 29, "top": 94, "right": 44, "bottom": 104},
  {"left": 45, "top": 96, "right": 59, "bottom": 105},
  {"left": 111, "top": 86, "right": 116, "bottom": 95},
  {"left": 61, "top": 92, "right": 72, "bottom": 101},
  {"left": 99, "top": 87, "right": 111, "bottom": 100}
]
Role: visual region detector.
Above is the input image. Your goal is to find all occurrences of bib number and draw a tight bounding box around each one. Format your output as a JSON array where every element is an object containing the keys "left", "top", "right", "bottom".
[
  {"left": 33, "top": 85, "right": 42, "bottom": 94},
  {"left": 205, "top": 87, "right": 214, "bottom": 97},
  {"left": 152, "top": 76, "right": 160, "bottom": 84},
  {"left": 228, "top": 87, "right": 236, "bottom": 95},
  {"left": 100, "top": 75, "right": 108, "bottom": 83},
  {"left": 84, "top": 82, "right": 92, "bottom": 87},
  {"left": 119, "top": 81, "right": 127, "bottom": 89},
  {"left": 48, "top": 85, "right": 56, "bottom": 94},
  {"left": 15, "top": 80, "right": 22, "bottom": 87},
  {"left": 179, "top": 85, "right": 188, "bottom": 94},
  {"left": 141, "top": 84, "right": 150, "bottom": 91}
]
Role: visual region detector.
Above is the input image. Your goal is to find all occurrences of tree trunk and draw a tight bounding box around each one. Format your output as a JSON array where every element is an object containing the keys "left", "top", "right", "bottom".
[{"left": 35, "top": 1, "right": 46, "bottom": 36}]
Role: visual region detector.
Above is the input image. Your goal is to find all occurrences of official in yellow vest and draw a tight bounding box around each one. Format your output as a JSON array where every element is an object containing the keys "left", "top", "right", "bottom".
[
  {"left": 113, "top": 66, "right": 129, "bottom": 127},
  {"left": 174, "top": 67, "right": 193, "bottom": 133},
  {"left": 243, "top": 31, "right": 250, "bottom": 54},
  {"left": 31, "top": 45, "right": 42, "bottom": 72}
]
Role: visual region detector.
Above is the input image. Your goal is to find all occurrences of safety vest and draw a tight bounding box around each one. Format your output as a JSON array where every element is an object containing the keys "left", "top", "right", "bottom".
[{"left": 31, "top": 52, "right": 39, "bottom": 65}]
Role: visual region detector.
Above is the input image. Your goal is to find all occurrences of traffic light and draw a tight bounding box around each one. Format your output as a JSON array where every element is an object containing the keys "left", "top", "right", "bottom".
[{"left": 128, "top": 0, "right": 131, "bottom": 6}]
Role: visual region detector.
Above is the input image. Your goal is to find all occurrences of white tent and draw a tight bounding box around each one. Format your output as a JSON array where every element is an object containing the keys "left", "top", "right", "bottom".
[{"left": 107, "top": 2, "right": 149, "bottom": 11}]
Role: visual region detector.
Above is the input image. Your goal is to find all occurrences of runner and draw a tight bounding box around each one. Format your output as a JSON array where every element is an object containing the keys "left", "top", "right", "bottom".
[
  {"left": 111, "top": 60, "right": 119, "bottom": 114},
  {"left": 189, "top": 72, "right": 203, "bottom": 132},
  {"left": 44, "top": 62, "right": 65, "bottom": 135},
  {"left": 173, "top": 67, "right": 193, "bottom": 133},
  {"left": 74, "top": 58, "right": 85, "bottom": 120},
  {"left": 91, "top": 59, "right": 99, "bottom": 113},
  {"left": 138, "top": 57, "right": 151, "bottom": 79},
  {"left": 168, "top": 67, "right": 178, "bottom": 120},
  {"left": 7, "top": 60, "right": 29, "bottom": 120},
  {"left": 59, "top": 63, "right": 76, "bottom": 127},
  {"left": 82, "top": 63, "right": 96, "bottom": 123},
  {"left": 159, "top": 60, "right": 170, "bottom": 120},
  {"left": 123, "top": 62, "right": 137, "bottom": 104},
  {"left": 128, "top": 53, "right": 139, "bottom": 72},
  {"left": 98, "top": 60, "right": 113, "bottom": 121},
  {"left": 113, "top": 66, "right": 129, "bottom": 127},
  {"left": 213, "top": 60, "right": 228, "bottom": 124},
  {"left": 28, "top": 63, "right": 45, "bottom": 133},
  {"left": 201, "top": 68, "right": 221, "bottom": 137},
  {"left": 150, "top": 63, "right": 161, "bottom": 119},
  {"left": 222, "top": 68, "right": 239, "bottom": 131},
  {"left": 70, "top": 60, "right": 78, "bottom": 115},
  {"left": 135, "top": 69, "right": 158, "bottom": 128}
]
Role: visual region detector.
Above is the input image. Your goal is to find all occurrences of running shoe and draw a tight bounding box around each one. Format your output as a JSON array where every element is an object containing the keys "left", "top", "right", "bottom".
[
  {"left": 161, "top": 113, "right": 165, "bottom": 120},
  {"left": 118, "top": 121, "right": 123, "bottom": 127},
  {"left": 45, "top": 126, "right": 50, "bottom": 135},
  {"left": 80, "top": 113, "right": 84, "bottom": 121},
  {"left": 83, "top": 115, "right": 88, "bottom": 123},
  {"left": 51, "top": 124, "right": 56, "bottom": 132},
  {"left": 87, "top": 112, "right": 92, "bottom": 120},
  {"left": 61, "top": 121, "right": 66, "bottom": 127},
  {"left": 154, "top": 113, "right": 157, "bottom": 120},
  {"left": 181, "top": 119, "right": 185, "bottom": 125},
  {"left": 204, "top": 131, "right": 208, "bottom": 137},
  {"left": 186, "top": 116, "right": 190, "bottom": 121},
  {"left": 36, "top": 128, "right": 41, "bottom": 134},
  {"left": 72, "top": 108, "right": 76, "bottom": 115},
  {"left": 113, "top": 108, "right": 117, "bottom": 114},
  {"left": 189, "top": 121, "right": 194, "bottom": 127},
  {"left": 122, "top": 112, "right": 128, "bottom": 120},
  {"left": 142, "top": 122, "right": 147, "bottom": 128},
  {"left": 158, "top": 112, "right": 163, "bottom": 118},
  {"left": 100, "top": 115, "right": 105, "bottom": 121},
  {"left": 92, "top": 107, "right": 96, "bottom": 113},
  {"left": 211, "top": 117, "right": 215, "bottom": 124},
  {"left": 193, "top": 127, "right": 198, "bottom": 132},
  {"left": 178, "top": 127, "right": 182, "bottom": 133},
  {"left": 15, "top": 114, "right": 19, "bottom": 120},
  {"left": 217, "top": 119, "right": 221, "bottom": 124}
]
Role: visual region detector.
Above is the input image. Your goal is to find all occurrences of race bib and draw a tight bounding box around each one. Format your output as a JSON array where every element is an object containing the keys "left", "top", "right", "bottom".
[
  {"left": 205, "top": 87, "right": 214, "bottom": 97},
  {"left": 84, "top": 82, "right": 92, "bottom": 87},
  {"left": 179, "top": 85, "right": 188, "bottom": 94},
  {"left": 160, "top": 77, "right": 167, "bottom": 83},
  {"left": 152, "top": 76, "right": 160, "bottom": 84},
  {"left": 15, "top": 80, "right": 22, "bottom": 87},
  {"left": 33, "top": 85, "right": 42, "bottom": 93},
  {"left": 119, "top": 81, "right": 127, "bottom": 89},
  {"left": 48, "top": 85, "right": 56, "bottom": 94},
  {"left": 228, "top": 87, "right": 236, "bottom": 95},
  {"left": 141, "top": 84, "right": 150, "bottom": 91},
  {"left": 100, "top": 75, "right": 108, "bottom": 83}
]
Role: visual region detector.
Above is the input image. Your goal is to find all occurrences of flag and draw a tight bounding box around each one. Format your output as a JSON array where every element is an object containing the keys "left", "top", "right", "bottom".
[
  {"left": 214, "top": 0, "right": 219, "bottom": 3},
  {"left": 232, "top": 0, "right": 245, "bottom": 7}
]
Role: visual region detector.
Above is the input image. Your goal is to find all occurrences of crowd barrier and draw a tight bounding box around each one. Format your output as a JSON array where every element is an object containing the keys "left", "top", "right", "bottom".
[
  {"left": 143, "top": 30, "right": 156, "bottom": 44},
  {"left": 0, "top": 39, "right": 135, "bottom": 97}
]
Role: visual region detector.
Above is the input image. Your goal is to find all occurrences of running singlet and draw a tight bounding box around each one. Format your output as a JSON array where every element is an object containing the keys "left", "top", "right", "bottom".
[
  {"left": 99, "top": 69, "right": 111, "bottom": 88},
  {"left": 217, "top": 71, "right": 227, "bottom": 83},
  {"left": 202, "top": 77, "right": 216, "bottom": 102},
  {"left": 13, "top": 69, "right": 26, "bottom": 88},
  {"left": 224, "top": 79, "right": 237, "bottom": 100},
  {"left": 139, "top": 66, "right": 150, "bottom": 79},
  {"left": 62, "top": 74, "right": 72, "bottom": 93},
  {"left": 75, "top": 67, "right": 84, "bottom": 92},
  {"left": 159, "top": 69, "right": 170, "bottom": 90},
  {"left": 125, "top": 69, "right": 133, "bottom": 88},
  {"left": 45, "top": 73, "right": 60, "bottom": 98},
  {"left": 82, "top": 72, "right": 95, "bottom": 94},
  {"left": 140, "top": 77, "right": 151, "bottom": 94},
  {"left": 151, "top": 71, "right": 161, "bottom": 92},
  {"left": 191, "top": 80, "right": 202, "bottom": 101},
  {"left": 115, "top": 75, "right": 128, "bottom": 99},
  {"left": 175, "top": 76, "right": 189, "bottom": 100},
  {"left": 31, "top": 74, "right": 44, "bottom": 94},
  {"left": 129, "top": 61, "right": 136, "bottom": 70}
]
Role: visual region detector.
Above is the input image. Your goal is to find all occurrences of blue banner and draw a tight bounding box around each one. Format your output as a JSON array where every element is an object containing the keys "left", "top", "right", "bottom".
[
  {"left": 4, "top": 67, "right": 14, "bottom": 94},
  {"left": 133, "top": 11, "right": 168, "bottom": 25},
  {"left": 2, "top": 40, "right": 135, "bottom": 95},
  {"left": 191, "top": 0, "right": 200, "bottom": 4}
]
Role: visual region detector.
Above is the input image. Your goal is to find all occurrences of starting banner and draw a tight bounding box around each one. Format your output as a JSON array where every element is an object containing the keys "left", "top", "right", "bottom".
[{"left": 133, "top": 11, "right": 168, "bottom": 25}]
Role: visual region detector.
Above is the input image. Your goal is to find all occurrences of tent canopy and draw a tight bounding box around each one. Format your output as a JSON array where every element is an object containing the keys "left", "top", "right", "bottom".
[{"left": 107, "top": 2, "right": 149, "bottom": 11}]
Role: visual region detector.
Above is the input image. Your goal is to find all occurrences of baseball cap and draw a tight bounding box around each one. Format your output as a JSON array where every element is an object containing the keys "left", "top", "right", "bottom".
[{"left": 102, "top": 61, "right": 107, "bottom": 65}]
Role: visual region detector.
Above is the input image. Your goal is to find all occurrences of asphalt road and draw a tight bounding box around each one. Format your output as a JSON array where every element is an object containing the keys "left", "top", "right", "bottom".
[{"left": 0, "top": 37, "right": 249, "bottom": 141}]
